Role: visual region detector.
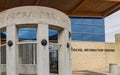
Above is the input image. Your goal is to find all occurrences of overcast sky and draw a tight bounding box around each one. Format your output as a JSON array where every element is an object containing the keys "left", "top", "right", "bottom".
[{"left": 105, "top": 10, "right": 120, "bottom": 43}]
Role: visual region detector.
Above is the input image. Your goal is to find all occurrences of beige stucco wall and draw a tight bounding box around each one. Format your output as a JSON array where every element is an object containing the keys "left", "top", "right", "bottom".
[{"left": 71, "top": 41, "right": 120, "bottom": 74}]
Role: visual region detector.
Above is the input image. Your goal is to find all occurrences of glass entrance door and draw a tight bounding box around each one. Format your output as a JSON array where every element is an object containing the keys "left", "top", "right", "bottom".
[{"left": 49, "top": 44, "right": 58, "bottom": 74}]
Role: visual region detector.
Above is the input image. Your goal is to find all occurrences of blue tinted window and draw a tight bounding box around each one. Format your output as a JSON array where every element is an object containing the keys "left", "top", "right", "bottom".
[
  {"left": 70, "top": 17, "right": 105, "bottom": 42},
  {"left": 1, "top": 32, "right": 6, "bottom": 39},
  {"left": 18, "top": 28, "right": 37, "bottom": 40},
  {"left": 82, "top": 25, "right": 92, "bottom": 33},
  {"left": 82, "top": 33, "right": 92, "bottom": 41},
  {"left": 70, "top": 18, "right": 82, "bottom": 24},
  {"left": 72, "top": 24, "right": 82, "bottom": 32},
  {"left": 93, "top": 35, "right": 105, "bottom": 41},
  {"left": 93, "top": 19, "right": 104, "bottom": 26},
  {"left": 49, "top": 29, "right": 58, "bottom": 41},
  {"left": 93, "top": 26, "right": 104, "bottom": 34},
  {"left": 82, "top": 19, "right": 92, "bottom": 24},
  {"left": 49, "top": 30, "right": 57, "bottom": 36},
  {"left": 72, "top": 33, "right": 81, "bottom": 40}
]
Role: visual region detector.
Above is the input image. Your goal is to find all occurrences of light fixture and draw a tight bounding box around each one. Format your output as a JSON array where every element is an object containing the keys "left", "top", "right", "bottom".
[
  {"left": 41, "top": 39, "right": 47, "bottom": 46},
  {"left": 7, "top": 40, "right": 13, "bottom": 47}
]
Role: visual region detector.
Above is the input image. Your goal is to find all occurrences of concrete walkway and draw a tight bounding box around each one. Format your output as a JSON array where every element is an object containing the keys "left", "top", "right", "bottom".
[{"left": 72, "top": 70, "right": 119, "bottom": 75}]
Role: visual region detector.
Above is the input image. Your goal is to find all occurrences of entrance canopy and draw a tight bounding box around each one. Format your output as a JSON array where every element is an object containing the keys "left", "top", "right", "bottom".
[{"left": 0, "top": 0, "right": 120, "bottom": 17}]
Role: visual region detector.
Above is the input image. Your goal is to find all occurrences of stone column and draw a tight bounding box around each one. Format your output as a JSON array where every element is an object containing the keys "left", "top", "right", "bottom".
[
  {"left": 37, "top": 24, "right": 49, "bottom": 75},
  {"left": 6, "top": 25, "right": 18, "bottom": 75},
  {"left": 58, "top": 29, "right": 72, "bottom": 75}
]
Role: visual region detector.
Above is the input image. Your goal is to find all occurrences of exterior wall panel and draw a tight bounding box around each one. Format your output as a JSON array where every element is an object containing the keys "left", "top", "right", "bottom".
[{"left": 71, "top": 41, "right": 120, "bottom": 74}]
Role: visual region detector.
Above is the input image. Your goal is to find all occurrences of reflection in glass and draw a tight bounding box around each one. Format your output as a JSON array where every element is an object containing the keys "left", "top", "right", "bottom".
[
  {"left": 18, "top": 28, "right": 37, "bottom": 41},
  {"left": 19, "top": 43, "right": 59, "bottom": 73},
  {"left": 49, "top": 45, "right": 58, "bottom": 74},
  {"left": 1, "top": 31, "right": 6, "bottom": 64},
  {"left": 1, "top": 32, "right": 6, "bottom": 45},
  {"left": 19, "top": 43, "right": 37, "bottom": 64},
  {"left": 82, "top": 18, "right": 92, "bottom": 24},
  {"left": 72, "top": 33, "right": 81, "bottom": 40},
  {"left": 70, "top": 17, "right": 105, "bottom": 42},
  {"left": 82, "top": 33, "right": 92, "bottom": 41},
  {"left": 81, "top": 25, "right": 92, "bottom": 33},
  {"left": 49, "top": 29, "right": 58, "bottom": 73},
  {"left": 93, "top": 19, "right": 104, "bottom": 25},
  {"left": 93, "top": 35, "right": 105, "bottom": 41},
  {"left": 71, "top": 18, "right": 82, "bottom": 24},
  {"left": 72, "top": 24, "right": 81, "bottom": 32},
  {"left": 1, "top": 45, "right": 6, "bottom": 64},
  {"left": 93, "top": 26, "right": 104, "bottom": 34},
  {"left": 49, "top": 29, "right": 58, "bottom": 43}
]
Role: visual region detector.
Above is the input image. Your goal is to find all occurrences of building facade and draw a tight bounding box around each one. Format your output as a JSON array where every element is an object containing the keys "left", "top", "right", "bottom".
[
  {"left": 71, "top": 41, "right": 120, "bottom": 75},
  {"left": 0, "top": 6, "right": 120, "bottom": 75},
  {"left": 70, "top": 17, "right": 105, "bottom": 42},
  {"left": 0, "top": 6, "right": 72, "bottom": 75}
]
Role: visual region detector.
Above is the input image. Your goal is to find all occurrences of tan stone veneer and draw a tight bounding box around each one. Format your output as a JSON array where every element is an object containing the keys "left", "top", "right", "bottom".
[{"left": 71, "top": 41, "right": 120, "bottom": 75}]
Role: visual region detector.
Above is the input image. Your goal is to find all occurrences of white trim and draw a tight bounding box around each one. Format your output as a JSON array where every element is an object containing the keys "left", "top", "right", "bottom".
[{"left": 17, "top": 41, "right": 37, "bottom": 44}]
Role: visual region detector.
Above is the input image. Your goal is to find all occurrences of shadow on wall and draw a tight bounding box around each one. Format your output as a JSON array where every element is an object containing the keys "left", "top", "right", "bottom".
[{"left": 72, "top": 70, "right": 107, "bottom": 75}]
